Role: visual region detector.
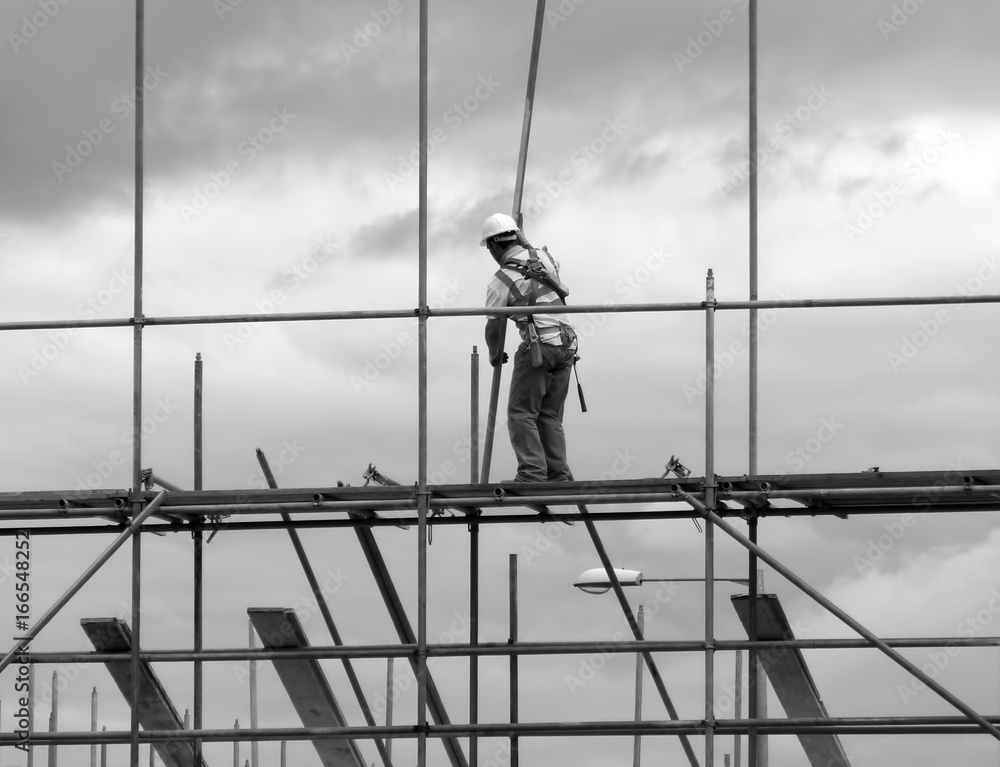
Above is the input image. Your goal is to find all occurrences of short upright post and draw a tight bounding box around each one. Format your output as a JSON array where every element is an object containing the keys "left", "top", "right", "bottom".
[
  {"left": 509, "top": 554, "right": 519, "bottom": 767},
  {"left": 704, "top": 269, "right": 718, "bottom": 767}
]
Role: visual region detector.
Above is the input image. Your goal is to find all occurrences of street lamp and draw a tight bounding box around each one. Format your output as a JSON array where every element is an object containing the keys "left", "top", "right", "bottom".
[
  {"left": 573, "top": 568, "right": 755, "bottom": 767},
  {"left": 573, "top": 567, "right": 751, "bottom": 595}
]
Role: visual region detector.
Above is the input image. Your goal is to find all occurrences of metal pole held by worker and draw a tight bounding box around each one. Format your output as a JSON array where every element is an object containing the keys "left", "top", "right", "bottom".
[{"left": 482, "top": 0, "right": 547, "bottom": 482}]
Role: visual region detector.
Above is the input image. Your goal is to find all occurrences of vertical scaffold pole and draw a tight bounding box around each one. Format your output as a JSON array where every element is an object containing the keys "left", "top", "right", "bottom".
[
  {"left": 130, "top": 513, "right": 143, "bottom": 767},
  {"left": 748, "top": 516, "right": 758, "bottom": 766},
  {"left": 48, "top": 670, "right": 57, "bottom": 767},
  {"left": 385, "top": 658, "right": 394, "bottom": 763},
  {"left": 249, "top": 620, "right": 258, "bottom": 767},
  {"left": 91, "top": 687, "right": 98, "bottom": 767},
  {"left": 747, "top": 0, "right": 767, "bottom": 756},
  {"left": 746, "top": 2, "right": 762, "bottom": 759},
  {"left": 416, "top": 0, "right": 430, "bottom": 764},
  {"left": 471, "top": 348, "right": 480, "bottom": 484},
  {"left": 509, "top": 554, "right": 519, "bottom": 767},
  {"left": 734, "top": 650, "right": 743, "bottom": 767},
  {"left": 193, "top": 353, "right": 204, "bottom": 767},
  {"left": 748, "top": 0, "right": 759, "bottom": 477},
  {"left": 130, "top": 2, "right": 146, "bottom": 764},
  {"left": 632, "top": 605, "right": 644, "bottom": 767},
  {"left": 28, "top": 666, "right": 35, "bottom": 767},
  {"left": 470, "top": 347, "right": 480, "bottom": 767},
  {"left": 704, "top": 270, "right": 717, "bottom": 767}
]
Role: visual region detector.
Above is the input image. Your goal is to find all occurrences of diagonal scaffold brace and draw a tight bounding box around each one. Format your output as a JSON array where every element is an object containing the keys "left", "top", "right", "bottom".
[
  {"left": 578, "top": 503, "right": 702, "bottom": 767},
  {"left": 255, "top": 448, "right": 395, "bottom": 767},
  {"left": 0, "top": 490, "right": 170, "bottom": 675},
  {"left": 672, "top": 485, "right": 1000, "bottom": 744},
  {"left": 259, "top": 448, "right": 468, "bottom": 767}
]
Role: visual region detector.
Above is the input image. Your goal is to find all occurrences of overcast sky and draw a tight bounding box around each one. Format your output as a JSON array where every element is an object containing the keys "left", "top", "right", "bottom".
[{"left": 2, "top": 1, "right": 1000, "bottom": 766}]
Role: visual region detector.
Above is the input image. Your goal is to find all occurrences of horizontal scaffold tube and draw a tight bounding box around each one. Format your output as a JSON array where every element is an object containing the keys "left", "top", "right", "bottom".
[
  {"left": 20, "top": 633, "right": 1000, "bottom": 665},
  {"left": 7, "top": 716, "right": 1000, "bottom": 745},
  {"left": 4, "top": 480, "right": 1000, "bottom": 518},
  {"left": 3, "top": 290, "right": 1000, "bottom": 332}
]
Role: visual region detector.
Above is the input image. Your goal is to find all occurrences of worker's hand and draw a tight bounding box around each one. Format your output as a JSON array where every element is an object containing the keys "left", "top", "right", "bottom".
[{"left": 490, "top": 352, "right": 509, "bottom": 367}]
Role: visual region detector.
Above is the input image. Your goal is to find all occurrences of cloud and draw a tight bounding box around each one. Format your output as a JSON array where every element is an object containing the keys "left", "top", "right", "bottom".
[
  {"left": 2, "top": 3, "right": 1000, "bottom": 766},
  {"left": 348, "top": 208, "right": 416, "bottom": 260}
]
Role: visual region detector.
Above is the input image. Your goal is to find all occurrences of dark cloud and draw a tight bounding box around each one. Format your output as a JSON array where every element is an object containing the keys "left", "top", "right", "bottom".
[
  {"left": 4, "top": 0, "right": 997, "bottom": 230},
  {"left": 836, "top": 174, "right": 877, "bottom": 199},
  {"left": 877, "top": 130, "right": 908, "bottom": 156},
  {"left": 348, "top": 208, "right": 417, "bottom": 259}
]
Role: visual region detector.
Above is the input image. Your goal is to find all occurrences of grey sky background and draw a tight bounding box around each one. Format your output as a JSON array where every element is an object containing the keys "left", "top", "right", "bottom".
[{"left": 2, "top": 1, "right": 1000, "bottom": 766}]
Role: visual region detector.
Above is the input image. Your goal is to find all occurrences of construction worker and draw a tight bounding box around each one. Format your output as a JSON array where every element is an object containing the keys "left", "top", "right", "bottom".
[{"left": 480, "top": 213, "right": 578, "bottom": 482}]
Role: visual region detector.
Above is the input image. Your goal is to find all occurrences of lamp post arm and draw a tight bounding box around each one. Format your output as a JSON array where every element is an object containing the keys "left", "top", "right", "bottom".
[{"left": 643, "top": 578, "right": 751, "bottom": 587}]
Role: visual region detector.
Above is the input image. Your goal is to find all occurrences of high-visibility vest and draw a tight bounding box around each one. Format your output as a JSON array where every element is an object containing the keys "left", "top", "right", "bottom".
[{"left": 487, "top": 247, "right": 572, "bottom": 344}]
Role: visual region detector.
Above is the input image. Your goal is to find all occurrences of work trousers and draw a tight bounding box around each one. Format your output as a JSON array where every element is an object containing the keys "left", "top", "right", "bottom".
[{"left": 507, "top": 343, "right": 576, "bottom": 482}]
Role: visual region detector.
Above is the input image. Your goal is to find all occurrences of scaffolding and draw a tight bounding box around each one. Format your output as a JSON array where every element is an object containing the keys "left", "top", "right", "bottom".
[{"left": 2, "top": 2, "right": 1000, "bottom": 767}]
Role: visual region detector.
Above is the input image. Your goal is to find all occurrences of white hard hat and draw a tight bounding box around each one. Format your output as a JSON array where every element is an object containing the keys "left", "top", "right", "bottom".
[{"left": 479, "top": 212, "right": 519, "bottom": 246}]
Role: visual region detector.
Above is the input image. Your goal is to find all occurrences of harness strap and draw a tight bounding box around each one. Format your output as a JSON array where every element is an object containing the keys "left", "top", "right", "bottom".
[
  {"left": 501, "top": 249, "right": 572, "bottom": 343},
  {"left": 493, "top": 269, "right": 526, "bottom": 303}
]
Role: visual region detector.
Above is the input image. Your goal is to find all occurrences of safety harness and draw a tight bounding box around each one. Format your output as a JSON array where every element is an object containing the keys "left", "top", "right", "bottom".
[
  {"left": 500, "top": 249, "right": 587, "bottom": 411},
  {"left": 502, "top": 247, "right": 569, "bottom": 301}
]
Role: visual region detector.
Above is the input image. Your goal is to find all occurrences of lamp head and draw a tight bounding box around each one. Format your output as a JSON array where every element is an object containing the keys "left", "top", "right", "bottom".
[{"left": 573, "top": 568, "right": 643, "bottom": 595}]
